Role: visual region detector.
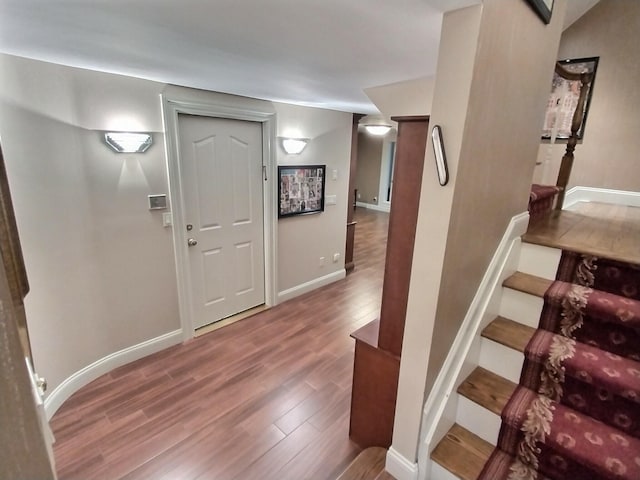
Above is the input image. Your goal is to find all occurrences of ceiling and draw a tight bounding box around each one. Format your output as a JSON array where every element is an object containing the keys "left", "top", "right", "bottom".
[{"left": 0, "top": 0, "right": 597, "bottom": 115}]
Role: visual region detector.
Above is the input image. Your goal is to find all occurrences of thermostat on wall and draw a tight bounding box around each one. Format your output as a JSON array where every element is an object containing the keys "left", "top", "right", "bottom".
[{"left": 148, "top": 194, "right": 168, "bottom": 210}]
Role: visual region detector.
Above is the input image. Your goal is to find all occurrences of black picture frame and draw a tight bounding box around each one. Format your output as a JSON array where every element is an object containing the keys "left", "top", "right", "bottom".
[
  {"left": 278, "top": 165, "right": 326, "bottom": 218},
  {"left": 525, "top": 0, "right": 554, "bottom": 24},
  {"left": 542, "top": 57, "right": 599, "bottom": 140}
]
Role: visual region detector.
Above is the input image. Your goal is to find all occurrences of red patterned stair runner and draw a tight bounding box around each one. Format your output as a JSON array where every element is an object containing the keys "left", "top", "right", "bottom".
[{"left": 479, "top": 252, "right": 640, "bottom": 480}]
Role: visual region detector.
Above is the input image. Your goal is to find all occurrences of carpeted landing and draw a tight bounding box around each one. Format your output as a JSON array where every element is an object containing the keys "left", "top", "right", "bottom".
[{"left": 479, "top": 250, "right": 640, "bottom": 480}]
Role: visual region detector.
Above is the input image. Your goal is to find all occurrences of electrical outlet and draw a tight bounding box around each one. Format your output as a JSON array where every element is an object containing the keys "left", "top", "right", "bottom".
[
  {"left": 319, "top": 256, "right": 325, "bottom": 267},
  {"left": 333, "top": 253, "right": 340, "bottom": 263}
]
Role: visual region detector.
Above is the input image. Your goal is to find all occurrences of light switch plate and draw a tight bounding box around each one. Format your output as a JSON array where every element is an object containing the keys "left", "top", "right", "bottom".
[{"left": 325, "top": 195, "right": 337, "bottom": 205}]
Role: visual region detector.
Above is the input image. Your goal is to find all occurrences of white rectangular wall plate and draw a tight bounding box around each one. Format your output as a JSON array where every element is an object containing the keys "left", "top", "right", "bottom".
[{"left": 148, "top": 194, "right": 168, "bottom": 210}]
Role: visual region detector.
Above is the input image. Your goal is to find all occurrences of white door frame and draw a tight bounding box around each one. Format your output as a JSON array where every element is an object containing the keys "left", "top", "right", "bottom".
[{"left": 161, "top": 96, "right": 278, "bottom": 341}]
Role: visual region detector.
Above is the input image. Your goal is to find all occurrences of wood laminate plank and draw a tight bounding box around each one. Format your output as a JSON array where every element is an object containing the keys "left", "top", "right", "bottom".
[
  {"left": 503, "top": 271, "right": 552, "bottom": 298},
  {"left": 50, "top": 207, "right": 388, "bottom": 480},
  {"left": 482, "top": 316, "right": 536, "bottom": 353},
  {"left": 336, "top": 446, "right": 386, "bottom": 480},
  {"left": 524, "top": 203, "right": 640, "bottom": 265},
  {"left": 375, "top": 471, "right": 397, "bottom": 480},
  {"left": 431, "top": 424, "right": 493, "bottom": 480},
  {"left": 457, "top": 367, "right": 516, "bottom": 415}
]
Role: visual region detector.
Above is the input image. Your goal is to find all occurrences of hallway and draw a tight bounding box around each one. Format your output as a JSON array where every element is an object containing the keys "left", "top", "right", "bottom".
[{"left": 51, "top": 208, "right": 389, "bottom": 480}]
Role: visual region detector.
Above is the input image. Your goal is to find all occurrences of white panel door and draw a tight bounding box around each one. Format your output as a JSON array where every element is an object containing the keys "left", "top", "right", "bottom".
[{"left": 178, "top": 114, "right": 265, "bottom": 329}]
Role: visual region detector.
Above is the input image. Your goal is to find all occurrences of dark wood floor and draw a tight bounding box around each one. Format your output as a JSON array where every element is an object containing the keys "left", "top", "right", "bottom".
[{"left": 51, "top": 207, "right": 389, "bottom": 480}]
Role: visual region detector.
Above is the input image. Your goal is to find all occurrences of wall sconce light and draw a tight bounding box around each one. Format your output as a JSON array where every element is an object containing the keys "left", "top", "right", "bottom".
[
  {"left": 104, "top": 132, "right": 153, "bottom": 153},
  {"left": 280, "top": 137, "right": 309, "bottom": 155}
]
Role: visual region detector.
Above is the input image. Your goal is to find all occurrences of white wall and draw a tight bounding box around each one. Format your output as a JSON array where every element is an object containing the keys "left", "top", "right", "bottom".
[{"left": 0, "top": 54, "right": 352, "bottom": 405}]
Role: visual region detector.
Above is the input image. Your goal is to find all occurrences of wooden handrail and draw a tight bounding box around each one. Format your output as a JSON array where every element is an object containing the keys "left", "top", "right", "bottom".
[{"left": 554, "top": 63, "right": 594, "bottom": 210}]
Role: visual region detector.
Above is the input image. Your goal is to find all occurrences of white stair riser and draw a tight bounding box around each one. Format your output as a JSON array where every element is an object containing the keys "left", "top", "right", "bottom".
[
  {"left": 499, "top": 289, "right": 543, "bottom": 328},
  {"left": 518, "top": 243, "right": 561, "bottom": 279},
  {"left": 430, "top": 460, "right": 462, "bottom": 480},
  {"left": 479, "top": 337, "right": 524, "bottom": 384},
  {"left": 455, "top": 395, "right": 501, "bottom": 446}
]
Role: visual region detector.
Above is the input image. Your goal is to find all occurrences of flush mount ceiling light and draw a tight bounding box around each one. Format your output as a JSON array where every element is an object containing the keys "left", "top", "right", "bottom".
[
  {"left": 364, "top": 125, "right": 392, "bottom": 136},
  {"left": 280, "top": 137, "right": 309, "bottom": 155},
  {"left": 360, "top": 114, "right": 393, "bottom": 136},
  {"left": 104, "top": 132, "right": 153, "bottom": 153}
]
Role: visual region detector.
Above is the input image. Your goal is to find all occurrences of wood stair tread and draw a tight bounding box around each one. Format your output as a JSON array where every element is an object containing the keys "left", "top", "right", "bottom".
[
  {"left": 431, "top": 423, "right": 493, "bottom": 480},
  {"left": 502, "top": 271, "right": 551, "bottom": 297},
  {"left": 457, "top": 367, "right": 516, "bottom": 415},
  {"left": 482, "top": 316, "right": 535, "bottom": 352},
  {"left": 336, "top": 447, "right": 386, "bottom": 480}
]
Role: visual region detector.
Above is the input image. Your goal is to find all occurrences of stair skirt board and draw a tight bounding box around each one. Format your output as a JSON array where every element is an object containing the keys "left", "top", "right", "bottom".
[{"left": 416, "top": 212, "right": 530, "bottom": 480}]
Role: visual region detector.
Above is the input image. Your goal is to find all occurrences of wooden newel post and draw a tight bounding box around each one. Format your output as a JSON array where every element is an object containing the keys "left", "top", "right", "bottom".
[{"left": 554, "top": 64, "right": 594, "bottom": 210}]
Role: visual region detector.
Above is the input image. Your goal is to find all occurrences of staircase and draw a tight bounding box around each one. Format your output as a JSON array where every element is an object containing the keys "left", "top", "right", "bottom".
[{"left": 430, "top": 237, "right": 640, "bottom": 479}]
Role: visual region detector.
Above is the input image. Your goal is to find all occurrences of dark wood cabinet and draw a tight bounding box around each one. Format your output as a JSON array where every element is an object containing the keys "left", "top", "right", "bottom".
[{"left": 349, "top": 116, "right": 429, "bottom": 448}]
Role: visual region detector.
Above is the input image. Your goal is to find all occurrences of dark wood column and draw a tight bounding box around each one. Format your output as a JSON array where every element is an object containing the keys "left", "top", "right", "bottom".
[
  {"left": 377, "top": 116, "right": 430, "bottom": 355},
  {"left": 345, "top": 114, "right": 364, "bottom": 273},
  {"left": 349, "top": 116, "right": 429, "bottom": 448}
]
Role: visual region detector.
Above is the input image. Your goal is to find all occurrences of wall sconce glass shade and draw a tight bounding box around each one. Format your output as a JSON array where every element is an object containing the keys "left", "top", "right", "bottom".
[
  {"left": 364, "top": 125, "right": 392, "bottom": 136},
  {"left": 105, "top": 132, "right": 153, "bottom": 153},
  {"left": 280, "top": 138, "right": 309, "bottom": 155}
]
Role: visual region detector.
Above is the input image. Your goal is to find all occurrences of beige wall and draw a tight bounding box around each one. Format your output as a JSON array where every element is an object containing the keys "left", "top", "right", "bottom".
[
  {"left": 355, "top": 131, "right": 384, "bottom": 204},
  {"left": 0, "top": 54, "right": 352, "bottom": 402},
  {"left": 0, "top": 55, "right": 178, "bottom": 395},
  {"left": 393, "top": 0, "right": 567, "bottom": 461},
  {"left": 533, "top": 0, "right": 640, "bottom": 191},
  {"left": 274, "top": 102, "right": 352, "bottom": 292},
  {"left": 364, "top": 76, "right": 435, "bottom": 119},
  {"left": 0, "top": 251, "right": 54, "bottom": 479}
]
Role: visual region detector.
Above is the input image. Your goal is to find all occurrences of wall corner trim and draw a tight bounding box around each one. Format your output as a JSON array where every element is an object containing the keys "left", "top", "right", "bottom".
[
  {"left": 416, "top": 211, "right": 530, "bottom": 478},
  {"left": 386, "top": 447, "right": 419, "bottom": 480},
  {"left": 44, "top": 329, "right": 182, "bottom": 420},
  {"left": 277, "top": 269, "right": 345, "bottom": 303},
  {"left": 563, "top": 186, "right": 640, "bottom": 209}
]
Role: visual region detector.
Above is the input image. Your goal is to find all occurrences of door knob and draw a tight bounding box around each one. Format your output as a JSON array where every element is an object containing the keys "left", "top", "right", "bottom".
[{"left": 187, "top": 238, "right": 198, "bottom": 247}]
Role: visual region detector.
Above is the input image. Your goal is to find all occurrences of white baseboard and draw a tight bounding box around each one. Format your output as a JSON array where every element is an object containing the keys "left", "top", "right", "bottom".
[
  {"left": 44, "top": 329, "right": 182, "bottom": 419},
  {"left": 356, "top": 201, "right": 391, "bottom": 213},
  {"left": 277, "top": 269, "right": 345, "bottom": 303},
  {"left": 564, "top": 186, "right": 640, "bottom": 209},
  {"left": 386, "top": 447, "right": 419, "bottom": 480},
  {"left": 416, "top": 211, "right": 529, "bottom": 480}
]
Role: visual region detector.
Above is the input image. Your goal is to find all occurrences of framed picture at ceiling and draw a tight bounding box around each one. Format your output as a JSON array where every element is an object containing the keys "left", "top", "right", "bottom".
[
  {"left": 278, "top": 165, "right": 326, "bottom": 218},
  {"left": 525, "top": 0, "right": 554, "bottom": 24},
  {"left": 542, "top": 57, "right": 599, "bottom": 140}
]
